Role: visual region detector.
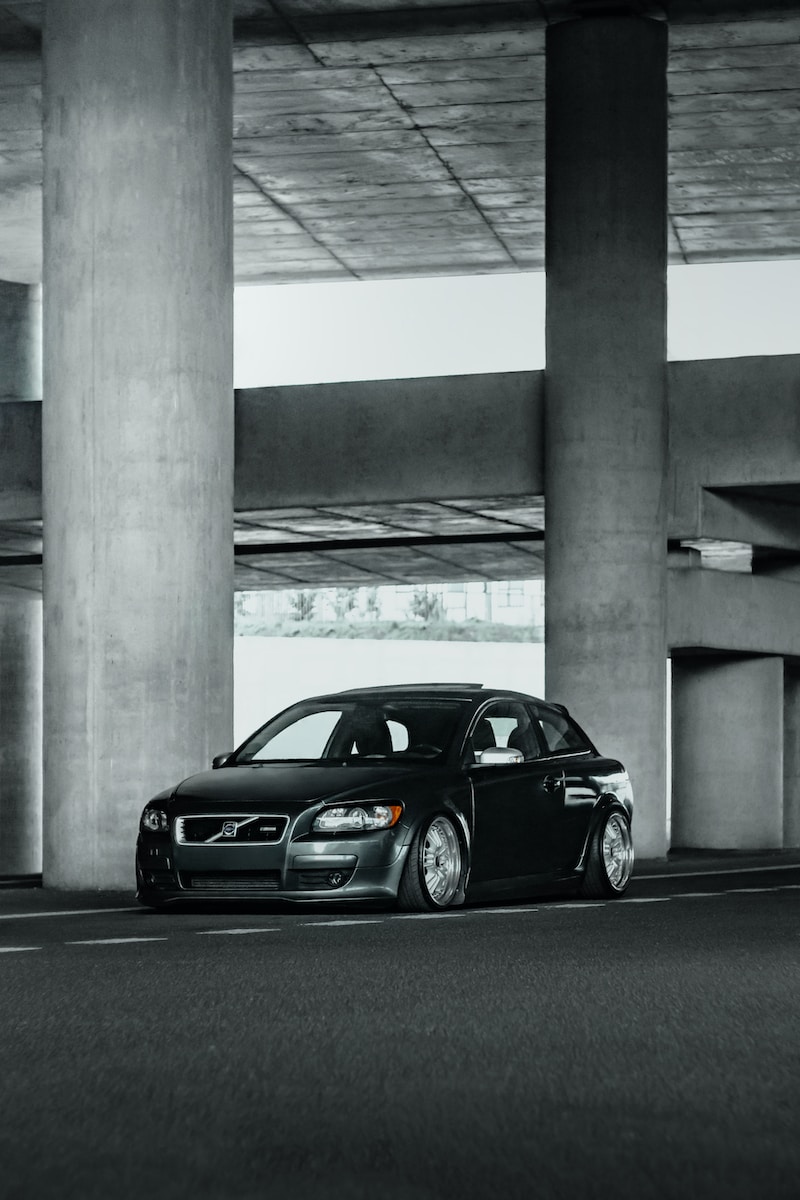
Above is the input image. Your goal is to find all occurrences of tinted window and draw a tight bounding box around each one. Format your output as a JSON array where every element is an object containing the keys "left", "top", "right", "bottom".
[
  {"left": 234, "top": 697, "right": 468, "bottom": 763},
  {"left": 466, "top": 701, "right": 543, "bottom": 762},
  {"left": 534, "top": 708, "right": 591, "bottom": 755}
]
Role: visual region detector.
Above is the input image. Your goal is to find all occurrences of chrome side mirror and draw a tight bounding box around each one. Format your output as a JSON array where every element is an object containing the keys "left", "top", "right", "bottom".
[
  {"left": 476, "top": 746, "right": 524, "bottom": 766},
  {"left": 212, "top": 752, "right": 233, "bottom": 769}
]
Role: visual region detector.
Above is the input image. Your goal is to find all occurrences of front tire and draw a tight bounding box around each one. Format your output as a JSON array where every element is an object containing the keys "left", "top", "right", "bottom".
[
  {"left": 579, "top": 807, "right": 634, "bottom": 899},
  {"left": 398, "top": 815, "right": 464, "bottom": 912}
]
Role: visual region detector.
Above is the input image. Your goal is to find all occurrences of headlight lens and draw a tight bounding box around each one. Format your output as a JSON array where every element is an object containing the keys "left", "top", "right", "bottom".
[
  {"left": 313, "top": 803, "right": 403, "bottom": 833},
  {"left": 140, "top": 808, "right": 169, "bottom": 833}
]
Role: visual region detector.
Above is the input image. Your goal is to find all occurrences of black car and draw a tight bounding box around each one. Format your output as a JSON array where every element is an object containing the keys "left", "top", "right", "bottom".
[{"left": 136, "top": 683, "right": 634, "bottom": 911}]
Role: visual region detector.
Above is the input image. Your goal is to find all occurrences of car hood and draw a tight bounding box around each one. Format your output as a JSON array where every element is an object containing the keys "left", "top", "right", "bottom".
[{"left": 169, "top": 761, "right": 440, "bottom": 810}]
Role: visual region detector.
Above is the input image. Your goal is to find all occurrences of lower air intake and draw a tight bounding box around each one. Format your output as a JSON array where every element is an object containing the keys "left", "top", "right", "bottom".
[{"left": 181, "top": 871, "right": 281, "bottom": 892}]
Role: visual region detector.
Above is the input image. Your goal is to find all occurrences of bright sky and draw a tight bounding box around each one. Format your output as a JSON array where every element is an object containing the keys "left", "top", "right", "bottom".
[{"left": 233, "top": 259, "right": 800, "bottom": 389}]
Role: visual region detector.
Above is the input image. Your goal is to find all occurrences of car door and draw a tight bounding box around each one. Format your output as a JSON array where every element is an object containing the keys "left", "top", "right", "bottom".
[
  {"left": 530, "top": 704, "right": 603, "bottom": 870},
  {"left": 466, "top": 701, "right": 564, "bottom": 893}
]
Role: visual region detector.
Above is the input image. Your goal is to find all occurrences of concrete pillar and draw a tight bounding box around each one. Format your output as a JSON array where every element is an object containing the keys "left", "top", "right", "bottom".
[
  {"left": 0, "top": 281, "right": 42, "bottom": 877},
  {"left": 785, "top": 664, "right": 800, "bottom": 849},
  {"left": 544, "top": 17, "right": 668, "bottom": 858},
  {"left": 0, "top": 593, "right": 42, "bottom": 876},
  {"left": 42, "top": 0, "right": 234, "bottom": 888},
  {"left": 0, "top": 280, "right": 40, "bottom": 402},
  {"left": 671, "top": 656, "right": 784, "bottom": 850}
]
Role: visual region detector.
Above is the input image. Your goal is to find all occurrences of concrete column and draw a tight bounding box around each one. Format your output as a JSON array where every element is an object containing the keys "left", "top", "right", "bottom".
[
  {"left": 671, "top": 656, "right": 784, "bottom": 850},
  {"left": 544, "top": 17, "right": 668, "bottom": 858},
  {"left": 0, "top": 593, "right": 42, "bottom": 876},
  {"left": 0, "top": 281, "right": 42, "bottom": 877},
  {"left": 0, "top": 280, "right": 40, "bottom": 403},
  {"left": 785, "top": 665, "right": 800, "bottom": 849},
  {"left": 42, "top": 0, "right": 233, "bottom": 888}
]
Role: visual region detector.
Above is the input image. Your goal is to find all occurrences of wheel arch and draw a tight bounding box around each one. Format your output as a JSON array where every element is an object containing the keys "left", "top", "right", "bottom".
[
  {"left": 575, "top": 793, "right": 632, "bottom": 874},
  {"left": 401, "top": 801, "right": 471, "bottom": 907}
]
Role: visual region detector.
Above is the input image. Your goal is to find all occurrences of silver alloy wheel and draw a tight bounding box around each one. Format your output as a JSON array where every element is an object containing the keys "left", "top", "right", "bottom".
[
  {"left": 422, "top": 817, "right": 462, "bottom": 906},
  {"left": 601, "top": 812, "right": 634, "bottom": 890}
]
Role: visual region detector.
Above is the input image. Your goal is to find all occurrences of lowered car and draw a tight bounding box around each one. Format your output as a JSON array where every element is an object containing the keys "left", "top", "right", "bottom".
[{"left": 136, "top": 683, "right": 634, "bottom": 911}]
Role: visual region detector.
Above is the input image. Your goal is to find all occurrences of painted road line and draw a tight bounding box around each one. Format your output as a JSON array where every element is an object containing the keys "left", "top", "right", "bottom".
[
  {"left": 0, "top": 946, "right": 41, "bottom": 953},
  {"left": 391, "top": 912, "right": 466, "bottom": 920},
  {"left": 547, "top": 902, "right": 605, "bottom": 909},
  {"left": 626, "top": 897, "right": 671, "bottom": 903},
  {"left": 301, "top": 919, "right": 383, "bottom": 927},
  {"left": 675, "top": 891, "right": 727, "bottom": 898},
  {"left": 65, "top": 937, "right": 169, "bottom": 945},
  {"left": 636, "top": 863, "right": 800, "bottom": 881},
  {"left": 197, "top": 928, "right": 280, "bottom": 936},
  {"left": 470, "top": 907, "right": 537, "bottom": 916},
  {"left": 729, "top": 887, "right": 781, "bottom": 894},
  {"left": 0, "top": 907, "right": 140, "bottom": 921}
]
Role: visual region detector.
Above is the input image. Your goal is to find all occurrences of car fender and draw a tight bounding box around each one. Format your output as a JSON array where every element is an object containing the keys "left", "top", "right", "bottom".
[
  {"left": 399, "top": 795, "right": 472, "bottom": 906},
  {"left": 575, "top": 793, "right": 632, "bottom": 873}
]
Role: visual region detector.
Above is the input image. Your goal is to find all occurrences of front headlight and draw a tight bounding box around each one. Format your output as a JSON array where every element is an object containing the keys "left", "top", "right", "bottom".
[
  {"left": 313, "top": 803, "right": 403, "bottom": 833},
  {"left": 140, "top": 808, "right": 169, "bottom": 833}
]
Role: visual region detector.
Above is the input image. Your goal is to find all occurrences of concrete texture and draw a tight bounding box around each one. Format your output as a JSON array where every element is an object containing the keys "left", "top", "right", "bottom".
[
  {"left": 668, "top": 568, "right": 800, "bottom": 659},
  {"left": 669, "top": 354, "right": 800, "bottom": 539},
  {"left": 235, "top": 371, "right": 543, "bottom": 509},
  {"left": 785, "top": 665, "right": 800, "bottom": 849},
  {"left": 41, "top": 0, "right": 234, "bottom": 888},
  {"left": 0, "top": 592, "right": 41, "bottom": 874},
  {"left": 3, "top": 6, "right": 800, "bottom": 283},
  {"left": 544, "top": 17, "right": 668, "bottom": 860},
  {"left": 0, "top": 401, "right": 41, "bottom": 519},
  {"left": 0, "top": 280, "right": 39, "bottom": 402},
  {"left": 671, "top": 655, "right": 784, "bottom": 850}
]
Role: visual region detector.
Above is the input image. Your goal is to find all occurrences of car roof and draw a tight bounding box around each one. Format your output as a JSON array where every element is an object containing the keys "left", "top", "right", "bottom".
[{"left": 312, "top": 683, "right": 562, "bottom": 711}]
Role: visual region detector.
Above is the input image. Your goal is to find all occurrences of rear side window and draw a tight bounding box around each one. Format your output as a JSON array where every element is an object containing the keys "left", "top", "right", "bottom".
[{"left": 534, "top": 708, "right": 591, "bottom": 755}]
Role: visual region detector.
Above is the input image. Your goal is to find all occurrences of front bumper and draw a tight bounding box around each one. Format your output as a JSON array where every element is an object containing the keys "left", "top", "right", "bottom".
[{"left": 136, "top": 829, "right": 410, "bottom": 905}]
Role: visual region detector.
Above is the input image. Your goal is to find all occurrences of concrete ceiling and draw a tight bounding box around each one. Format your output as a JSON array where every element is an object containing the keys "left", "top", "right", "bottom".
[
  {"left": 1, "top": 2, "right": 800, "bottom": 284},
  {"left": 1, "top": 1, "right": 799, "bottom": 591},
  {"left": 0, "top": 496, "right": 547, "bottom": 592}
]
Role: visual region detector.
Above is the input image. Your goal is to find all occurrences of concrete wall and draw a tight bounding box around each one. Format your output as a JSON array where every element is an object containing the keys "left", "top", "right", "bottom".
[
  {"left": 0, "top": 401, "right": 41, "bottom": 518},
  {"left": 0, "top": 281, "right": 40, "bottom": 403},
  {"left": 0, "top": 592, "right": 41, "bottom": 875},
  {"left": 668, "top": 567, "right": 800, "bottom": 658},
  {"left": 668, "top": 354, "right": 800, "bottom": 539},
  {"left": 785, "top": 664, "right": 800, "bottom": 849},
  {"left": 3, "top": 356, "right": 800, "bottom": 522},
  {"left": 671, "top": 655, "right": 784, "bottom": 850},
  {"left": 235, "top": 371, "right": 544, "bottom": 509}
]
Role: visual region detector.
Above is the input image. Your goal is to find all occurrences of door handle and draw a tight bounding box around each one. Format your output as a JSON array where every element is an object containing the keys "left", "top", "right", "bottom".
[{"left": 543, "top": 773, "right": 563, "bottom": 793}]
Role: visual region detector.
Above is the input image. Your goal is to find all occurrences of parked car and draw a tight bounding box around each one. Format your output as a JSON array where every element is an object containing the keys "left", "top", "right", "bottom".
[{"left": 136, "top": 683, "right": 634, "bottom": 911}]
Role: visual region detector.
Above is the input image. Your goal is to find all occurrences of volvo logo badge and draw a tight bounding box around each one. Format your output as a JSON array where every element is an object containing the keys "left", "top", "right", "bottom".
[{"left": 221, "top": 821, "right": 238, "bottom": 838}]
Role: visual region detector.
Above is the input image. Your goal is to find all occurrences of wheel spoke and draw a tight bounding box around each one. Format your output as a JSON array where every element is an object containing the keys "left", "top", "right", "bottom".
[{"left": 420, "top": 818, "right": 461, "bottom": 907}]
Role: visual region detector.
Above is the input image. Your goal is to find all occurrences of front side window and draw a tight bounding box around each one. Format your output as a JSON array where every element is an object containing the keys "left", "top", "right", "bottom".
[
  {"left": 534, "top": 708, "right": 591, "bottom": 756},
  {"left": 466, "top": 701, "right": 542, "bottom": 762}
]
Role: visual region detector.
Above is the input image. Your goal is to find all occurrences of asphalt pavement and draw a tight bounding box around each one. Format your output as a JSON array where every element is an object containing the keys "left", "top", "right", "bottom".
[{"left": 1, "top": 855, "right": 799, "bottom": 1200}]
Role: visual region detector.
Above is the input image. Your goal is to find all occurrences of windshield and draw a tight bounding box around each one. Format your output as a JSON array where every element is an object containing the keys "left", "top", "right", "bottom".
[{"left": 233, "top": 697, "right": 470, "bottom": 764}]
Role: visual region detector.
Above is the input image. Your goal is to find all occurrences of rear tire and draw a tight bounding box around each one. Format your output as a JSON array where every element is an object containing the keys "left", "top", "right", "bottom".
[
  {"left": 579, "top": 808, "right": 634, "bottom": 899},
  {"left": 398, "top": 815, "right": 464, "bottom": 912}
]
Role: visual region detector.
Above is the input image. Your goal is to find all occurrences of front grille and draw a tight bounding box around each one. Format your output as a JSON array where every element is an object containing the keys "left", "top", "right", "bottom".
[
  {"left": 180, "top": 870, "right": 282, "bottom": 892},
  {"left": 174, "top": 815, "right": 289, "bottom": 846}
]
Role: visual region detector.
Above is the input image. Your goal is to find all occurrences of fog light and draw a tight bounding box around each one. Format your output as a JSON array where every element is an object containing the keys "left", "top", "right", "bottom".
[{"left": 327, "top": 871, "right": 346, "bottom": 887}]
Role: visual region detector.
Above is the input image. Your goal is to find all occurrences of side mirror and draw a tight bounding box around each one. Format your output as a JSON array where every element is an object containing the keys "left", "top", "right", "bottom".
[
  {"left": 212, "top": 752, "right": 233, "bottom": 770},
  {"left": 476, "top": 746, "right": 524, "bottom": 766}
]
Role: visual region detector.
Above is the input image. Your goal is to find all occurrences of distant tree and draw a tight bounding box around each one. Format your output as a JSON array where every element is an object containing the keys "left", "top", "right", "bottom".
[
  {"left": 407, "top": 587, "right": 444, "bottom": 622},
  {"left": 289, "top": 589, "right": 317, "bottom": 621},
  {"left": 364, "top": 587, "right": 381, "bottom": 620},
  {"left": 333, "top": 588, "right": 357, "bottom": 620}
]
